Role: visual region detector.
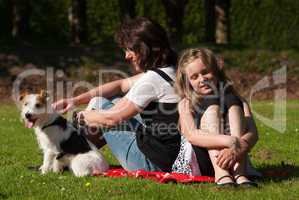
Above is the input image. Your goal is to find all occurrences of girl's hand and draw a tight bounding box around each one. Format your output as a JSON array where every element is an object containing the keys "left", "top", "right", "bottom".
[
  {"left": 216, "top": 148, "right": 238, "bottom": 170},
  {"left": 52, "top": 98, "right": 75, "bottom": 114},
  {"left": 216, "top": 138, "right": 249, "bottom": 169},
  {"left": 236, "top": 138, "right": 250, "bottom": 160}
]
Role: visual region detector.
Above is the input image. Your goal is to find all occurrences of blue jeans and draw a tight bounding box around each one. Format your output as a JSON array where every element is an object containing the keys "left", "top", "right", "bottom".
[{"left": 87, "top": 97, "right": 160, "bottom": 172}]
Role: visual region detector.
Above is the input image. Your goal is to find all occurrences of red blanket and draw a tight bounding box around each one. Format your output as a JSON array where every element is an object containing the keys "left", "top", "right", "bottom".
[{"left": 93, "top": 167, "right": 214, "bottom": 184}]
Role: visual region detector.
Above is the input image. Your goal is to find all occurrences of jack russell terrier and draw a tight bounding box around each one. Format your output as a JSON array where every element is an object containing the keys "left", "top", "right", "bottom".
[{"left": 19, "top": 90, "right": 109, "bottom": 177}]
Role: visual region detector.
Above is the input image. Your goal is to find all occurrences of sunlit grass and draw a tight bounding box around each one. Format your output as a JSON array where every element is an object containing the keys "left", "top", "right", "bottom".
[{"left": 0, "top": 101, "right": 298, "bottom": 199}]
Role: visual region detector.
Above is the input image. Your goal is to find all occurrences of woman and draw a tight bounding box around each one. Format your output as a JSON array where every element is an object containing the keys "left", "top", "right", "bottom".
[
  {"left": 52, "top": 17, "right": 181, "bottom": 172},
  {"left": 173, "top": 48, "right": 259, "bottom": 187}
]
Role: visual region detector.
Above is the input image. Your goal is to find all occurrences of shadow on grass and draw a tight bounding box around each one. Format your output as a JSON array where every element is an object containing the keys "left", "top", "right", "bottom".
[
  {"left": 0, "top": 192, "right": 8, "bottom": 199},
  {"left": 257, "top": 162, "right": 299, "bottom": 182}
]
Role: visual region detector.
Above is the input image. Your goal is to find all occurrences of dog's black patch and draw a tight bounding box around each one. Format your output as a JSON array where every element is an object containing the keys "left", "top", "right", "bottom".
[
  {"left": 59, "top": 130, "right": 92, "bottom": 155},
  {"left": 42, "top": 116, "right": 67, "bottom": 130},
  {"left": 41, "top": 115, "right": 92, "bottom": 157},
  {"left": 56, "top": 152, "right": 66, "bottom": 160}
]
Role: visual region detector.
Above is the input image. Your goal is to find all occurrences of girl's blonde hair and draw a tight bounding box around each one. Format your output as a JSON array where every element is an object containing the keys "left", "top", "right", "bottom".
[{"left": 175, "top": 48, "right": 229, "bottom": 113}]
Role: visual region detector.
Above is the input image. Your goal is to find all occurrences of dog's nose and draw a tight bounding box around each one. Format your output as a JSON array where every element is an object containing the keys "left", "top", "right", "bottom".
[{"left": 25, "top": 113, "right": 32, "bottom": 119}]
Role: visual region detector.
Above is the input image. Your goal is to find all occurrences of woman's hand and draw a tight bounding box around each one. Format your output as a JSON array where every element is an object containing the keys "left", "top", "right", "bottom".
[
  {"left": 77, "top": 110, "right": 102, "bottom": 127},
  {"left": 52, "top": 98, "right": 75, "bottom": 114}
]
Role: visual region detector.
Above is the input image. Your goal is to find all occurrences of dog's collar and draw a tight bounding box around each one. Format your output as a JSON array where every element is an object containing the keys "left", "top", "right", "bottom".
[{"left": 41, "top": 116, "right": 67, "bottom": 130}]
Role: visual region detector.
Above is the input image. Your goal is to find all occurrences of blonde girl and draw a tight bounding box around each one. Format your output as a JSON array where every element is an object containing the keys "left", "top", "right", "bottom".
[{"left": 174, "top": 48, "right": 259, "bottom": 187}]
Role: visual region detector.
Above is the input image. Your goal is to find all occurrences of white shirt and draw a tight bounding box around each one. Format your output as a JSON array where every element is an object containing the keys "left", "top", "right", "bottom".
[{"left": 125, "top": 67, "right": 180, "bottom": 108}]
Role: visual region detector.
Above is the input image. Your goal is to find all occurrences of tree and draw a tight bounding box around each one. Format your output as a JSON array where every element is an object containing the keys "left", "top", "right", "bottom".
[
  {"left": 8, "top": 0, "right": 31, "bottom": 40},
  {"left": 204, "top": 0, "right": 216, "bottom": 43},
  {"left": 161, "top": 0, "right": 189, "bottom": 43},
  {"left": 215, "top": 0, "right": 230, "bottom": 44},
  {"left": 69, "top": 0, "right": 87, "bottom": 45},
  {"left": 142, "top": 0, "right": 150, "bottom": 17},
  {"left": 118, "top": 0, "right": 136, "bottom": 21}
]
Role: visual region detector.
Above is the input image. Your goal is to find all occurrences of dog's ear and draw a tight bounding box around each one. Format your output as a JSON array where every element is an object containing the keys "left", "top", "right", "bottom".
[
  {"left": 39, "top": 90, "right": 50, "bottom": 102},
  {"left": 19, "top": 91, "right": 28, "bottom": 102},
  {"left": 39, "top": 90, "right": 48, "bottom": 98}
]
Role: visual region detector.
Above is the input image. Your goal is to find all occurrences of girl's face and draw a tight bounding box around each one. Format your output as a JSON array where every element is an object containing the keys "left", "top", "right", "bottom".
[
  {"left": 124, "top": 48, "right": 142, "bottom": 73},
  {"left": 185, "top": 58, "right": 217, "bottom": 95}
]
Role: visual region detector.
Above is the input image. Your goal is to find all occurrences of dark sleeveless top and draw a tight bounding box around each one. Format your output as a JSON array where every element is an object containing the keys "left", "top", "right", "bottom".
[
  {"left": 136, "top": 69, "right": 181, "bottom": 172},
  {"left": 192, "top": 89, "right": 244, "bottom": 176}
]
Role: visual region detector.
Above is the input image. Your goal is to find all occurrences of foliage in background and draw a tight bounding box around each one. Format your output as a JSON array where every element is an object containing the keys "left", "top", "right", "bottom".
[
  {"left": 0, "top": 0, "right": 298, "bottom": 49},
  {"left": 87, "top": 0, "right": 120, "bottom": 44},
  {"left": 231, "top": 0, "right": 299, "bottom": 49},
  {"left": 29, "top": 0, "right": 70, "bottom": 43},
  {"left": 181, "top": 1, "right": 205, "bottom": 45}
]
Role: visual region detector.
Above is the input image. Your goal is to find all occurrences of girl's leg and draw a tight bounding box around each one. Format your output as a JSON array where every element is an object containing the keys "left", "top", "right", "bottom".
[
  {"left": 208, "top": 149, "right": 234, "bottom": 184},
  {"left": 226, "top": 106, "right": 252, "bottom": 184},
  {"left": 200, "top": 105, "right": 234, "bottom": 184}
]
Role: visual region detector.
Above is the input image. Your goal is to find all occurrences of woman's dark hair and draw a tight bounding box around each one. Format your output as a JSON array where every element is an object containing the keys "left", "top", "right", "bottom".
[{"left": 115, "top": 17, "right": 177, "bottom": 71}]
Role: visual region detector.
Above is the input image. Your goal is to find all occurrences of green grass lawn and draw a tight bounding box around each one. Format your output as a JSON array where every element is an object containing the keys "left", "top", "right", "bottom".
[{"left": 0, "top": 101, "right": 299, "bottom": 200}]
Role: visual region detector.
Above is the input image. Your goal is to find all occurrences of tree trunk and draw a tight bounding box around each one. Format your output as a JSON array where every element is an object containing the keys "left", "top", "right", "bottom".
[
  {"left": 69, "top": 0, "right": 87, "bottom": 45},
  {"left": 143, "top": 0, "right": 150, "bottom": 17},
  {"left": 204, "top": 0, "right": 215, "bottom": 43},
  {"left": 8, "top": 0, "right": 31, "bottom": 40},
  {"left": 118, "top": 0, "right": 135, "bottom": 21},
  {"left": 161, "top": 0, "right": 188, "bottom": 43},
  {"left": 215, "top": 0, "right": 230, "bottom": 44}
]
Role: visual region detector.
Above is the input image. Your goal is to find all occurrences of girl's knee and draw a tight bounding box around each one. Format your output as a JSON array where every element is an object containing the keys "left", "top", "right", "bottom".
[
  {"left": 203, "top": 105, "right": 220, "bottom": 115},
  {"left": 200, "top": 105, "right": 220, "bottom": 133}
]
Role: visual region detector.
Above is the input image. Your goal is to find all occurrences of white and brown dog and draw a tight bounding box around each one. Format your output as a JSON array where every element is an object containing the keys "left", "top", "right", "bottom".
[{"left": 19, "top": 90, "right": 109, "bottom": 177}]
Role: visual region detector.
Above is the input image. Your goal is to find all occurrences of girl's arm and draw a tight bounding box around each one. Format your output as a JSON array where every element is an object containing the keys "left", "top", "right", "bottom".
[
  {"left": 225, "top": 100, "right": 259, "bottom": 153},
  {"left": 215, "top": 104, "right": 246, "bottom": 169},
  {"left": 240, "top": 100, "right": 259, "bottom": 151},
  {"left": 178, "top": 99, "right": 239, "bottom": 150},
  {"left": 216, "top": 100, "right": 259, "bottom": 169}
]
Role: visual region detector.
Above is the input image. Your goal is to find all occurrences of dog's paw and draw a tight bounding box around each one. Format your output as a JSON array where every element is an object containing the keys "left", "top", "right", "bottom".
[
  {"left": 52, "top": 165, "right": 63, "bottom": 173},
  {"left": 39, "top": 165, "right": 51, "bottom": 174},
  {"left": 73, "top": 170, "right": 90, "bottom": 177}
]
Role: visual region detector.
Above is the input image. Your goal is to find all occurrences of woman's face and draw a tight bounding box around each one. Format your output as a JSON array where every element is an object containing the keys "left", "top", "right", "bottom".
[
  {"left": 124, "top": 48, "right": 142, "bottom": 73},
  {"left": 185, "top": 58, "right": 217, "bottom": 96}
]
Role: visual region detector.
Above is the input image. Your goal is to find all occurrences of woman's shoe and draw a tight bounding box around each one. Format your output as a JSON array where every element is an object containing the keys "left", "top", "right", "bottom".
[
  {"left": 72, "top": 111, "right": 106, "bottom": 148},
  {"left": 234, "top": 175, "right": 258, "bottom": 188},
  {"left": 216, "top": 175, "right": 237, "bottom": 187}
]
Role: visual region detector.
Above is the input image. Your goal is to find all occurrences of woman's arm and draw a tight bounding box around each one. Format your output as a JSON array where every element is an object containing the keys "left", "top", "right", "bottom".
[
  {"left": 78, "top": 97, "right": 142, "bottom": 128},
  {"left": 178, "top": 99, "right": 238, "bottom": 149},
  {"left": 52, "top": 73, "right": 143, "bottom": 113},
  {"left": 73, "top": 73, "right": 143, "bottom": 105}
]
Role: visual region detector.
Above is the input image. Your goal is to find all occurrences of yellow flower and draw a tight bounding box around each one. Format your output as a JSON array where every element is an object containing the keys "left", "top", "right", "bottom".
[{"left": 85, "top": 182, "right": 91, "bottom": 187}]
